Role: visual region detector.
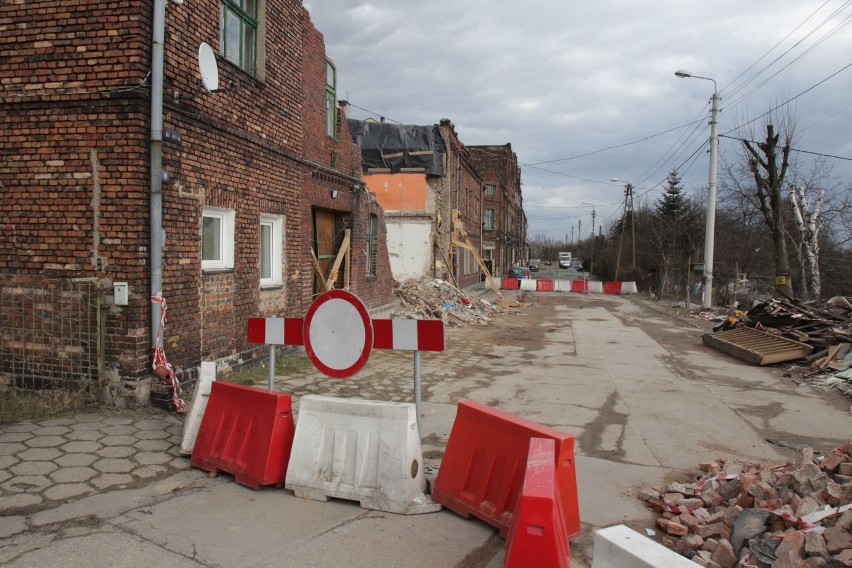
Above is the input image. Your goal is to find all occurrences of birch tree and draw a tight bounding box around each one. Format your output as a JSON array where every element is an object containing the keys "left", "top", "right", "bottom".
[{"left": 789, "top": 183, "right": 825, "bottom": 300}]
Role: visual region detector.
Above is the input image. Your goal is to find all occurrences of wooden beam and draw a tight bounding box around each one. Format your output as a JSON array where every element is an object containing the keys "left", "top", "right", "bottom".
[
  {"left": 326, "top": 229, "right": 351, "bottom": 290},
  {"left": 310, "top": 249, "right": 330, "bottom": 293}
]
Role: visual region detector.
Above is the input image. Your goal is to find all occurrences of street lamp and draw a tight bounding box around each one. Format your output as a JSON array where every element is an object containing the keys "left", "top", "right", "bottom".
[{"left": 675, "top": 69, "right": 719, "bottom": 310}]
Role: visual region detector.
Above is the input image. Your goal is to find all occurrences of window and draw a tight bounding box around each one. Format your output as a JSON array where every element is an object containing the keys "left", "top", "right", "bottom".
[
  {"left": 326, "top": 60, "right": 337, "bottom": 137},
  {"left": 221, "top": 0, "right": 258, "bottom": 75},
  {"left": 202, "top": 207, "right": 235, "bottom": 271},
  {"left": 485, "top": 184, "right": 495, "bottom": 197},
  {"left": 366, "top": 214, "right": 377, "bottom": 280},
  {"left": 260, "top": 214, "right": 283, "bottom": 287},
  {"left": 484, "top": 208, "right": 495, "bottom": 230}
]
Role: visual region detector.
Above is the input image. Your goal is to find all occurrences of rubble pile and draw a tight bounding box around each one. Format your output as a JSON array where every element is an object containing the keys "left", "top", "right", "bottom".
[
  {"left": 390, "top": 279, "right": 510, "bottom": 326},
  {"left": 742, "top": 298, "right": 852, "bottom": 349},
  {"left": 714, "top": 297, "right": 852, "bottom": 396},
  {"left": 639, "top": 441, "right": 852, "bottom": 567}
]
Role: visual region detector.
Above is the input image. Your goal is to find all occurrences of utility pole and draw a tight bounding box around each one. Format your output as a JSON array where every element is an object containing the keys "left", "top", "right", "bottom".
[
  {"left": 627, "top": 183, "right": 635, "bottom": 268},
  {"left": 578, "top": 219, "right": 582, "bottom": 248},
  {"left": 590, "top": 207, "right": 596, "bottom": 274}
]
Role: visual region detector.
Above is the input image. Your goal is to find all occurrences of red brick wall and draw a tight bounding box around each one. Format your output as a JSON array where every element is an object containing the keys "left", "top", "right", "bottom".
[
  {"left": 468, "top": 145, "right": 527, "bottom": 273},
  {"left": 0, "top": 0, "right": 393, "bottom": 405}
]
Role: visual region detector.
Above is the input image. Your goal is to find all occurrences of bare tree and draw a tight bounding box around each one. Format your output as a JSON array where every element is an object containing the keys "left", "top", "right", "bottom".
[{"left": 741, "top": 123, "right": 795, "bottom": 297}]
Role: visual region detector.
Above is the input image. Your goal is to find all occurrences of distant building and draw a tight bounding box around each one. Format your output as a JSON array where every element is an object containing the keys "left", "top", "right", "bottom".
[
  {"left": 0, "top": 0, "right": 393, "bottom": 408},
  {"left": 467, "top": 144, "right": 527, "bottom": 276}
]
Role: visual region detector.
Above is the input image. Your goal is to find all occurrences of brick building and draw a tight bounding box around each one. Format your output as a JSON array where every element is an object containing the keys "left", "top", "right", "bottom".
[
  {"left": 467, "top": 144, "right": 528, "bottom": 276},
  {"left": 0, "top": 0, "right": 393, "bottom": 408},
  {"left": 349, "top": 118, "right": 487, "bottom": 290}
]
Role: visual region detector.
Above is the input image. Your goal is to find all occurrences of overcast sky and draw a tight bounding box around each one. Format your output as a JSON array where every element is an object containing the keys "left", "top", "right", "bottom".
[{"left": 303, "top": 1, "right": 852, "bottom": 242}]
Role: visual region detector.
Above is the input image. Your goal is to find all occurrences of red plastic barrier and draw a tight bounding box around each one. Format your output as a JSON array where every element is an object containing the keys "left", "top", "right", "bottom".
[
  {"left": 604, "top": 282, "right": 622, "bottom": 295},
  {"left": 504, "top": 438, "right": 571, "bottom": 568},
  {"left": 570, "top": 280, "right": 588, "bottom": 293},
  {"left": 502, "top": 277, "right": 520, "bottom": 290},
  {"left": 536, "top": 280, "right": 555, "bottom": 292},
  {"left": 191, "top": 381, "right": 295, "bottom": 489},
  {"left": 432, "top": 401, "right": 580, "bottom": 539}
]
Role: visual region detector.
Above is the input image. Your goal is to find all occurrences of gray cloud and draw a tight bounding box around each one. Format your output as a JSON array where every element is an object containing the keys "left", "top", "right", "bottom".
[{"left": 305, "top": 1, "right": 852, "bottom": 239}]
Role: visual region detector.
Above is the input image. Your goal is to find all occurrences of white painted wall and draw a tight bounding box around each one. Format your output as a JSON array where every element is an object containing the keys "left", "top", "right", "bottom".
[{"left": 386, "top": 220, "right": 432, "bottom": 281}]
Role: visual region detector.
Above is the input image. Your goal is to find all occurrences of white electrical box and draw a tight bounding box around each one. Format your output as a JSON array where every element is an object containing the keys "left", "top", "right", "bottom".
[{"left": 114, "top": 282, "right": 129, "bottom": 306}]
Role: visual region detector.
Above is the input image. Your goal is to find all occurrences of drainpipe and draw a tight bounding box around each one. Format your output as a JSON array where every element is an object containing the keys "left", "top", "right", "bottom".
[
  {"left": 150, "top": 0, "right": 166, "bottom": 349},
  {"left": 454, "top": 149, "right": 460, "bottom": 285}
]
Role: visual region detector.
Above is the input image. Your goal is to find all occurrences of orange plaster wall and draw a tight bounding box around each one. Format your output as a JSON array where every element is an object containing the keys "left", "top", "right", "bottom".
[{"left": 365, "top": 173, "right": 428, "bottom": 211}]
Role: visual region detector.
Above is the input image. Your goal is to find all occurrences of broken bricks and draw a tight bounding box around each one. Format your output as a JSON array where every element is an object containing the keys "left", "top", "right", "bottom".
[{"left": 638, "top": 440, "right": 852, "bottom": 567}]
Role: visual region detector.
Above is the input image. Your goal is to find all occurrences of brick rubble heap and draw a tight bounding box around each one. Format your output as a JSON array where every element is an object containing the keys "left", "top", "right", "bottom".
[{"left": 639, "top": 441, "right": 852, "bottom": 567}]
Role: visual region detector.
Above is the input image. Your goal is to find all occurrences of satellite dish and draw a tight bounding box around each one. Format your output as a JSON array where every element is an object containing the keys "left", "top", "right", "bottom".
[{"left": 198, "top": 42, "right": 219, "bottom": 92}]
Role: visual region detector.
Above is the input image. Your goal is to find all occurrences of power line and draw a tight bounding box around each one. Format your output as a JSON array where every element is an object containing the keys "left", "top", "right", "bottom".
[
  {"left": 722, "top": 59, "right": 852, "bottom": 135},
  {"left": 719, "top": 134, "right": 852, "bottom": 162}
]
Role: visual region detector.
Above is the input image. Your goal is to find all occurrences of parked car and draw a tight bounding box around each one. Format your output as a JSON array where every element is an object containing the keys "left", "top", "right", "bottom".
[
  {"left": 507, "top": 266, "right": 531, "bottom": 279},
  {"left": 529, "top": 259, "right": 541, "bottom": 272},
  {"left": 572, "top": 259, "right": 583, "bottom": 270}
]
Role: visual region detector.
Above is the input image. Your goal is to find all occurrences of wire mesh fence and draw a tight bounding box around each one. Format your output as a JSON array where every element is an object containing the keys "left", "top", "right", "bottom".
[{"left": 0, "top": 278, "right": 101, "bottom": 423}]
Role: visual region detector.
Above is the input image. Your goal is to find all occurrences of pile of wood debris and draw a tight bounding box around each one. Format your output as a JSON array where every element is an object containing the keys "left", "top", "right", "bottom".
[
  {"left": 713, "top": 297, "right": 852, "bottom": 396},
  {"left": 639, "top": 441, "right": 852, "bottom": 567},
  {"left": 390, "top": 279, "right": 512, "bottom": 326}
]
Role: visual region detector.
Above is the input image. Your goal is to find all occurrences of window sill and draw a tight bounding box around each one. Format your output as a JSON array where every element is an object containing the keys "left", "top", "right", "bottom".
[
  {"left": 260, "top": 284, "right": 284, "bottom": 291},
  {"left": 202, "top": 268, "right": 235, "bottom": 275}
]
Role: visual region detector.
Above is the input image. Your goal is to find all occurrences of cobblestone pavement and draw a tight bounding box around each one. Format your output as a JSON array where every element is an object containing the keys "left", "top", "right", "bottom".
[{"left": 0, "top": 409, "right": 190, "bottom": 515}]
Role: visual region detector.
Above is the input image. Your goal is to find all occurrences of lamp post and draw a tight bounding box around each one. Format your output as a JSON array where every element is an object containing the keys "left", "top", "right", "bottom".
[{"left": 675, "top": 69, "right": 719, "bottom": 310}]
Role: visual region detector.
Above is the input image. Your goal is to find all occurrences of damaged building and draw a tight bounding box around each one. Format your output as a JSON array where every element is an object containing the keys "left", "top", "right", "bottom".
[{"left": 349, "top": 117, "right": 527, "bottom": 288}]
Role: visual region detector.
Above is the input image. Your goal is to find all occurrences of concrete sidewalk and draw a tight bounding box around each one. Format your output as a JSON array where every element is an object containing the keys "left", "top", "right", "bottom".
[{"left": 0, "top": 406, "right": 501, "bottom": 568}]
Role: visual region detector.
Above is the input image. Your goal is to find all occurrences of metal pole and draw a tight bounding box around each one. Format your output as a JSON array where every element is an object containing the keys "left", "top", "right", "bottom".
[
  {"left": 414, "top": 351, "right": 422, "bottom": 435},
  {"left": 268, "top": 345, "right": 275, "bottom": 391},
  {"left": 703, "top": 91, "right": 720, "bottom": 310},
  {"left": 150, "top": 0, "right": 166, "bottom": 348}
]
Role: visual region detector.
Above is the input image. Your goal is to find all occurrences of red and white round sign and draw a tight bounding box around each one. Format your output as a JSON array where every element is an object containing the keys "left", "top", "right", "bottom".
[{"left": 303, "top": 290, "right": 373, "bottom": 378}]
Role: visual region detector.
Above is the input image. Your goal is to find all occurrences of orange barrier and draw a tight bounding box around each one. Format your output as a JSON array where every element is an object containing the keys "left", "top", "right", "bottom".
[
  {"left": 571, "top": 280, "right": 589, "bottom": 293},
  {"left": 604, "top": 281, "right": 622, "bottom": 294},
  {"left": 537, "top": 280, "right": 555, "bottom": 292},
  {"left": 431, "top": 401, "right": 580, "bottom": 539},
  {"left": 191, "top": 381, "right": 295, "bottom": 489},
  {"left": 504, "top": 438, "right": 571, "bottom": 568},
  {"left": 501, "top": 277, "right": 520, "bottom": 290}
]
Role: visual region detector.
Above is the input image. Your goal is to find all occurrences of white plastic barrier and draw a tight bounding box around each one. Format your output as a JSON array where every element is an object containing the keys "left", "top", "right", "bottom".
[
  {"left": 589, "top": 281, "right": 604, "bottom": 294},
  {"left": 593, "top": 525, "right": 698, "bottom": 568},
  {"left": 493, "top": 277, "right": 502, "bottom": 288},
  {"left": 180, "top": 361, "right": 216, "bottom": 455},
  {"left": 555, "top": 279, "right": 573, "bottom": 292},
  {"left": 622, "top": 281, "right": 638, "bottom": 294},
  {"left": 285, "top": 395, "right": 441, "bottom": 515},
  {"left": 520, "top": 278, "right": 537, "bottom": 291}
]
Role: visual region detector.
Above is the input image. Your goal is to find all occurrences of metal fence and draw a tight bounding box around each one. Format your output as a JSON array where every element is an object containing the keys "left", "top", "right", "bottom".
[{"left": 0, "top": 278, "right": 101, "bottom": 423}]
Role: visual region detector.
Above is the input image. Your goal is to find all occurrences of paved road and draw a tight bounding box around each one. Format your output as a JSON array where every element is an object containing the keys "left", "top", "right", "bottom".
[{"left": 1, "top": 293, "right": 849, "bottom": 567}]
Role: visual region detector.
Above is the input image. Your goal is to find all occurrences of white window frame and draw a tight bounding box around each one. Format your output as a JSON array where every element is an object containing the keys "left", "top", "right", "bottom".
[
  {"left": 259, "top": 214, "right": 283, "bottom": 287},
  {"left": 325, "top": 59, "right": 337, "bottom": 138},
  {"left": 484, "top": 208, "right": 495, "bottom": 230},
  {"left": 202, "top": 207, "right": 235, "bottom": 271}
]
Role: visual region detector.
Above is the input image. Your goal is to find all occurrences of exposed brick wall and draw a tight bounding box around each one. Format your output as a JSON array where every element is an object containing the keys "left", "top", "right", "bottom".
[
  {"left": 468, "top": 144, "right": 527, "bottom": 272},
  {"left": 0, "top": 0, "right": 393, "bottom": 406},
  {"left": 438, "top": 121, "right": 484, "bottom": 289}
]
